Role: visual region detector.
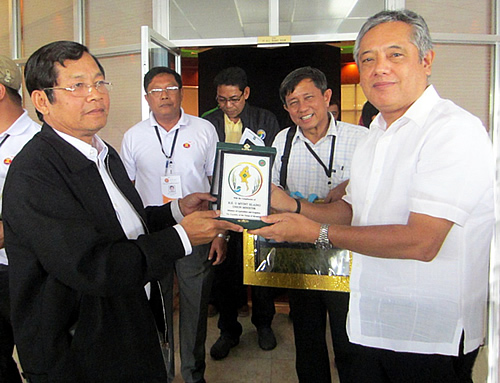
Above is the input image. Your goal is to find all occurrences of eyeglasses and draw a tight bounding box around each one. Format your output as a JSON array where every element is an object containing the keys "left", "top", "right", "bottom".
[
  {"left": 43, "top": 81, "right": 112, "bottom": 97},
  {"left": 216, "top": 92, "right": 244, "bottom": 105},
  {"left": 147, "top": 86, "right": 180, "bottom": 97}
]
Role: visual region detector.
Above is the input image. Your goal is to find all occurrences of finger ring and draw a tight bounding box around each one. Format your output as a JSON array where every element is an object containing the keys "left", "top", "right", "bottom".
[{"left": 217, "top": 233, "right": 230, "bottom": 242}]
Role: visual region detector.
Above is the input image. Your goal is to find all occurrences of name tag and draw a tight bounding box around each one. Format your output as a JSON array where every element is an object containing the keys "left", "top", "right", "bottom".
[{"left": 161, "top": 175, "right": 182, "bottom": 203}]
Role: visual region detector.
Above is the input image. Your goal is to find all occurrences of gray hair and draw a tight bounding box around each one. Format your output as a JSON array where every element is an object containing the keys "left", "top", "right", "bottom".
[{"left": 354, "top": 10, "right": 433, "bottom": 65}]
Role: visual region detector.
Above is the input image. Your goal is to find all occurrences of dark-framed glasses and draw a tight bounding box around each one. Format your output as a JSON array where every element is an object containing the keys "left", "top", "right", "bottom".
[
  {"left": 43, "top": 80, "right": 112, "bottom": 97},
  {"left": 216, "top": 92, "right": 244, "bottom": 105},
  {"left": 148, "top": 86, "right": 180, "bottom": 97}
]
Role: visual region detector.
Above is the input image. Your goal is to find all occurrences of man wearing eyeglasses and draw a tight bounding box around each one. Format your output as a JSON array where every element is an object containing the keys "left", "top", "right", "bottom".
[
  {"left": 204, "top": 67, "right": 279, "bottom": 146},
  {"left": 203, "top": 67, "right": 281, "bottom": 360},
  {"left": 121, "top": 67, "right": 221, "bottom": 383},
  {"left": 270, "top": 66, "right": 367, "bottom": 383},
  {"left": 0, "top": 54, "right": 40, "bottom": 383},
  {"left": 3, "top": 41, "right": 241, "bottom": 383}
]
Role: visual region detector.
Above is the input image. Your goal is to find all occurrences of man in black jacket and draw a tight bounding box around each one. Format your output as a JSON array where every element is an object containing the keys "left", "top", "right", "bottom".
[
  {"left": 203, "top": 67, "right": 279, "bottom": 146},
  {"left": 3, "top": 41, "right": 241, "bottom": 383},
  {"left": 203, "top": 67, "right": 281, "bottom": 360}
]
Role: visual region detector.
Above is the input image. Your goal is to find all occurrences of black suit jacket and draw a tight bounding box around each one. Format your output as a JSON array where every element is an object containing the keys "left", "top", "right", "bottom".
[{"left": 3, "top": 124, "right": 184, "bottom": 382}]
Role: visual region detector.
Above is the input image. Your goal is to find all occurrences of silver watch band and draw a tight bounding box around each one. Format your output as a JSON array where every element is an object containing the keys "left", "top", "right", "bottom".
[{"left": 315, "top": 223, "right": 333, "bottom": 250}]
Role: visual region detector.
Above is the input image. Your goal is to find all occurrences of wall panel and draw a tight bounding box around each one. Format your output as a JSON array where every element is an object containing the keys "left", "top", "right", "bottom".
[
  {"left": 406, "top": 0, "right": 492, "bottom": 34},
  {"left": 431, "top": 44, "right": 491, "bottom": 130},
  {"left": 97, "top": 54, "right": 143, "bottom": 150},
  {"left": 86, "top": 0, "right": 152, "bottom": 48},
  {"left": 21, "top": 0, "right": 73, "bottom": 57},
  {"left": 0, "top": 1, "right": 9, "bottom": 55}
]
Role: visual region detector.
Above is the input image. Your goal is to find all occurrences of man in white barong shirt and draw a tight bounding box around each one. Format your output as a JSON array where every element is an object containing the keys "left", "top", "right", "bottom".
[{"left": 250, "top": 9, "right": 494, "bottom": 383}]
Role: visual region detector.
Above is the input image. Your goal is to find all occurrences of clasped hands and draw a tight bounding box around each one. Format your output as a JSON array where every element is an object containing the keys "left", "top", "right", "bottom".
[
  {"left": 248, "top": 185, "right": 320, "bottom": 244},
  {"left": 177, "top": 188, "right": 320, "bottom": 250},
  {"left": 178, "top": 193, "right": 242, "bottom": 250}
]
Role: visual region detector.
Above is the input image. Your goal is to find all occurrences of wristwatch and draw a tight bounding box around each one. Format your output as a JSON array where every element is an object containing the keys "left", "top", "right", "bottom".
[{"left": 314, "top": 224, "right": 333, "bottom": 250}]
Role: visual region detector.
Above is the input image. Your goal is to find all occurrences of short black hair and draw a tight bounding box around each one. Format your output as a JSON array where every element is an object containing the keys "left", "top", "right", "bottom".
[
  {"left": 4, "top": 85, "right": 22, "bottom": 107},
  {"left": 25, "top": 41, "right": 105, "bottom": 122},
  {"left": 213, "top": 67, "right": 248, "bottom": 92},
  {"left": 329, "top": 97, "right": 340, "bottom": 107},
  {"left": 144, "top": 67, "right": 182, "bottom": 93},
  {"left": 279, "top": 66, "right": 328, "bottom": 105},
  {"left": 361, "top": 101, "right": 379, "bottom": 127}
]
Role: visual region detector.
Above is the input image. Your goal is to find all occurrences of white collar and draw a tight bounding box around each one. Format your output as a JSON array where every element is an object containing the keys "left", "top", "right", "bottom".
[{"left": 53, "top": 128, "right": 108, "bottom": 163}]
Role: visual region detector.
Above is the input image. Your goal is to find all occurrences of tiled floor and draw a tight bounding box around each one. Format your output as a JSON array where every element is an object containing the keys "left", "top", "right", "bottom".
[
  {"left": 14, "top": 302, "right": 488, "bottom": 383},
  {"left": 170, "top": 302, "right": 488, "bottom": 383},
  {"left": 171, "top": 302, "right": 334, "bottom": 383}
]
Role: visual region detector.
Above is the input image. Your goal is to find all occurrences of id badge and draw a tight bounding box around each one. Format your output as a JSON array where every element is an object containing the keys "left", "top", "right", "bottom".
[{"left": 161, "top": 175, "right": 183, "bottom": 203}]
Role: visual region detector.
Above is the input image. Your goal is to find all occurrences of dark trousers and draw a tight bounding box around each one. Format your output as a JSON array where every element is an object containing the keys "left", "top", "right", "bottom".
[
  {"left": 0, "top": 267, "right": 22, "bottom": 383},
  {"left": 346, "top": 336, "right": 479, "bottom": 383},
  {"left": 212, "top": 232, "right": 276, "bottom": 338},
  {"left": 162, "top": 244, "right": 213, "bottom": 383},
  {"left": 289, "top": 289, "right": 355, "bottom": 383}
]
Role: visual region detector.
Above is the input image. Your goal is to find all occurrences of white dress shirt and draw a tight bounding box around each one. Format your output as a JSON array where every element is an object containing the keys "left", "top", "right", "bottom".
[
  {"left": 0, "top": 111, "right": 40, "bottom": 265},
  {"left": 53, "top": 130, "right": 191, "bottom": 254},
  {"left": 344, "top": 85, "right": 495, "bottom": 355},
  {"left": 272, "top": 114, "right": 367, "bottom": 198}
]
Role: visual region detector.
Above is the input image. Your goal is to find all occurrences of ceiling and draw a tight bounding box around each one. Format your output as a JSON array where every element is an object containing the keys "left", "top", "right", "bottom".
[{"left": 169, "top": 0, "right": 384, "bottom": 41}]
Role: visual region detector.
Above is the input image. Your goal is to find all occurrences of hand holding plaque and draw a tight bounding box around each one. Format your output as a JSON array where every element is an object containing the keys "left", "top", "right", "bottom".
[{"left": 211, "top": 143, "right": 276, "bottom": 229}]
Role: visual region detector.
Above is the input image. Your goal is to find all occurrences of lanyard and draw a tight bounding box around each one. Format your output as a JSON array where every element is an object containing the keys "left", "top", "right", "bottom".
[
  {"left": 303, "top": 134, "right": 336, "bottom": 182},
  {"left": 0, "top": 134, "right": 10, "bottom": 149},
  {"left": 154, "top": 126, "right": 179, "bottom": 169}
]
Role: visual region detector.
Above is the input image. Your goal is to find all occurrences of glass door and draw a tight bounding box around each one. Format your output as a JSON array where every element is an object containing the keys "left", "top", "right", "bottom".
[{"left": 140, "top": 26, "right": 181, "bottom": 120}]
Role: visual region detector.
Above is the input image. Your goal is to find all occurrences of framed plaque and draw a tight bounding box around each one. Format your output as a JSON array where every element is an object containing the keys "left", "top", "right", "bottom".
[
  {"left": 211, "top": 143, "right": 276, "bottom": 229},
  {"left": 243, "top": 230, "right": 350, "bottom": 292}
]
